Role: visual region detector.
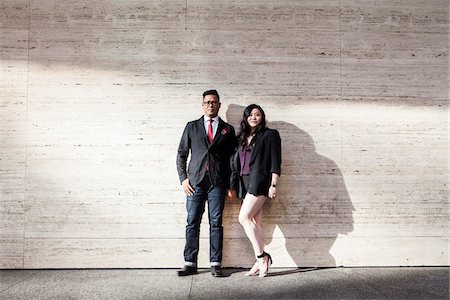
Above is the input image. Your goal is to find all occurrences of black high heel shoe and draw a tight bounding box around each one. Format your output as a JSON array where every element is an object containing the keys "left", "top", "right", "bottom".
[{"left": 257, "top": 251, "right": 273, "bottom": 277}]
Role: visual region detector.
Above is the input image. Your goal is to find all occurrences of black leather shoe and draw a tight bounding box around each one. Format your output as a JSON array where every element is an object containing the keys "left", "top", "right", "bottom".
[
  {"left": 211, "top": 266, "right": 224, "bottom": 277},
  {"left": 177, "top": 266, "right": 198, "bottom": 276}
]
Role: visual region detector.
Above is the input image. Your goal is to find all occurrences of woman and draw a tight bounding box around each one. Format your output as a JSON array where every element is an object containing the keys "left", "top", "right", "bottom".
[{"left": 228, "top": 104, "right": 282, "bottom": 277}]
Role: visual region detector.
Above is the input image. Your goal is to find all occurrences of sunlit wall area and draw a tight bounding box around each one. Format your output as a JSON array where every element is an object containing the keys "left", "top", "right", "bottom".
[{"left": 0, "top": 0, "right": 448, "bottom": 268}]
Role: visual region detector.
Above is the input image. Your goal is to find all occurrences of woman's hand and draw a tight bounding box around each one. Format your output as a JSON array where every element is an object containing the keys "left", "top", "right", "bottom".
[
  {"left": 268, "top": 186, "right": 277, "bottom": 199},
  {"left": 269, "top": 173, "right": 279, "bottom": 199},
  {"left": 226, "top": 189, "right": 238, "bottom": 201}
]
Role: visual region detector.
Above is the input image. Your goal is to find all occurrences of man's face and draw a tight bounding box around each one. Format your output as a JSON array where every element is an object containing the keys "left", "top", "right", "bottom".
[{"left": 202, "top": 94, "right": 220, "bottom": 118}]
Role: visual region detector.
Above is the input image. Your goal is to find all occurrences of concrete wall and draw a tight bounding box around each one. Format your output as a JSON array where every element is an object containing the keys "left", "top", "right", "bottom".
[{"left": 1, "top": 0, "right": 448, "bottom": 268}]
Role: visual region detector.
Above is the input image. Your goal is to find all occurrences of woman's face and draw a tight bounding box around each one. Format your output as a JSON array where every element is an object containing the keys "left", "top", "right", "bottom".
[{"left": 247, "top": 108, "right": 263, "bottom": 130}]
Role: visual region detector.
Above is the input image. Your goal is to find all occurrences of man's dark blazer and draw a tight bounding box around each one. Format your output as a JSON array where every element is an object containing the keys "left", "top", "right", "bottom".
[
  {"left": 177, "top": 117, "right": 237, "bottom": 188},
  {"left": 230, "top": 128, "right": 282, "bottom": 197}
]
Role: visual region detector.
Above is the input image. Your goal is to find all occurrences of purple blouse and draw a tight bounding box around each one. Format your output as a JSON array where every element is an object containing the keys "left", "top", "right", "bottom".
[{"left": 238, "top": 144, "right": 253, "bottom": 176}]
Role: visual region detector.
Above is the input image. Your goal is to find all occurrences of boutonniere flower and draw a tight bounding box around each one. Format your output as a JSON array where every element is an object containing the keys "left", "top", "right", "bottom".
[{"left": 221, "top": 128, "right": 228, "bottom": 135}]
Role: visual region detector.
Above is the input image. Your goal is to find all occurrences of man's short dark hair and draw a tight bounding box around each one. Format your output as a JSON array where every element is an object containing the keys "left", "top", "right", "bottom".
[{"left": 203, "top": 90, "right": 220, "bottom": 102}]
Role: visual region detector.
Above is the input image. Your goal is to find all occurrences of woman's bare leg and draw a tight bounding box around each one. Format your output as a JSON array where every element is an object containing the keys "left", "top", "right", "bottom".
[{"left": 239, "top": 193, "right": 266, "bottom": 259}]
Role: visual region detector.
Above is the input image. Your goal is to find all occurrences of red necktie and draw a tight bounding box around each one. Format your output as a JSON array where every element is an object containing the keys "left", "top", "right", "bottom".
[{"left": 208, "top": 119, "right": 213, "bottom": 144}]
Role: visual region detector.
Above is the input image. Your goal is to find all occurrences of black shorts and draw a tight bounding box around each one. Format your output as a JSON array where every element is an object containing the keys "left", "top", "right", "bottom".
[{"left": 241, "top": 175, "right": 250, "bottom": 191}]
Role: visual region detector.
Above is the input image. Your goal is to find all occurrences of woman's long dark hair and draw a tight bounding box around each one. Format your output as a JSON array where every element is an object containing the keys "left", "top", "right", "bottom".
[{"left": 237, "top": 104, "right": 267, "bottom": 147}]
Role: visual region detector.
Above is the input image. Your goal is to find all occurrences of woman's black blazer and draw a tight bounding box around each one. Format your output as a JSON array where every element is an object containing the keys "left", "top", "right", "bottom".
[{"left": 230, "top": 128, "right": 282, "bottom": 197}]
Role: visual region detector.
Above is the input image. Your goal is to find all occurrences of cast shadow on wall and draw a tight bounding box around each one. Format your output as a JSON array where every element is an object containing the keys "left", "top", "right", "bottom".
[{"left": 225, "top": 104, "right": 354, "bottom": 268}]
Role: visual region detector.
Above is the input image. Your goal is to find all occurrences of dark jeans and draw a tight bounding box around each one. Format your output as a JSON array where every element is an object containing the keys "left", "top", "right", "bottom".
[{"left": 184, "top": 175, "right": 226, "bottom": 265}]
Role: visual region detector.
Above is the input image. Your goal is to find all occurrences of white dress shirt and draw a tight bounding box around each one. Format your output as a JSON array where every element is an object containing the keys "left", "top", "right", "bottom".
[{"left": 203, "top": 115, "right": 219, "bottom": 140}]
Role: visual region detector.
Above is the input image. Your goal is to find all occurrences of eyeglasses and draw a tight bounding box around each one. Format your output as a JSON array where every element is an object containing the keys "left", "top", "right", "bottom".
[{"left": 203, "top": 101, "right": 219, "bottom": 106}]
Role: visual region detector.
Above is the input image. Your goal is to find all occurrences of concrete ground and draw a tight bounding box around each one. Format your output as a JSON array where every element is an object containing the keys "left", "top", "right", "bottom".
[{"left": 1, "top": 267, "right": 448, "bottom": 299}]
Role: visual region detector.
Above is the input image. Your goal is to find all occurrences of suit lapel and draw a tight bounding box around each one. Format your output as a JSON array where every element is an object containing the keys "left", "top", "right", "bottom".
[
  {"left": 250, "top": 129, "right": 265, "bottom": 162},
  {"left": 198, "top": 117, "right": 226, "bottom": 147},
  {"left": 196, "top": 117, "right": 209, "bottom": 145},
  {"left": 211, "top": 118, "right": 225, "bottom": 145}
]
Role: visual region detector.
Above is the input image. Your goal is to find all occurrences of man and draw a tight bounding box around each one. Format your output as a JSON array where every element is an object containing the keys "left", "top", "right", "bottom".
[{"left": 176, "top": 90, "right": 238, "bottom": 277}]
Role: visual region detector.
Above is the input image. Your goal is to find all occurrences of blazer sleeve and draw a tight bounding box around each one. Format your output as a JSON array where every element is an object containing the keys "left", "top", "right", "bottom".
[
  {"left": 176, "top": 123, "right": 191, "bottom": 184},
  {"left": 270, "top": 130, "right": 282, "bottom": 176},
  {"left": 225, "top": 126, "right": 238, "bottom": 189},
  {"left": 229, "top": 150, "right": 239, "bottom": 191}
]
